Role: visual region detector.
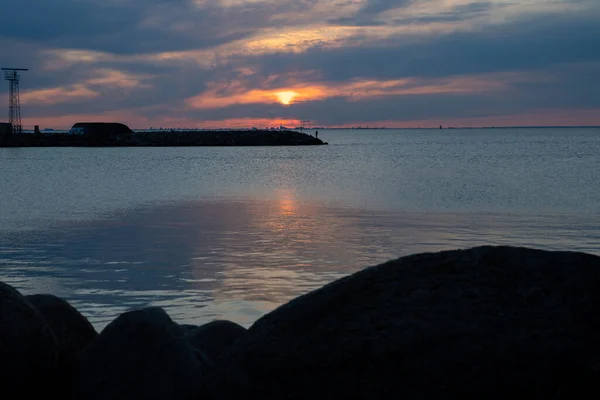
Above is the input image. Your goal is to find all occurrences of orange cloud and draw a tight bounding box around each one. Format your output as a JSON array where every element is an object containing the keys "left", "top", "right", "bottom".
[
  {"left": 185, "top": 80, "right": 327, "bottom": 109},
  {"left": 144, "top": 21, "right": 465, "bottom": 69},
  {"left": 41, "top": 49, "right": 120, "bottom": 71},
  {"left": 20, "top": 85, "right": 99, "bottom": 105},
  {"left": 186, "top": 72, "right": 541, "bottom": 110},
  {"left": 86, "top": 69, "right": 152, "bottom": 89},
  {"left": 17, "top": 69, "right": 151, "bottom": 106}
]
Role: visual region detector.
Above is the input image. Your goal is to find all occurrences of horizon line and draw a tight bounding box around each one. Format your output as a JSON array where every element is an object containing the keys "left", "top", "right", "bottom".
[{"left": 21, "top": 125, "right": 600, "bottom": 131}]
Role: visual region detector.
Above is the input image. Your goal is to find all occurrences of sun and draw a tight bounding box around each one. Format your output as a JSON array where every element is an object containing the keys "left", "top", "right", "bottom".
[{"left": 274, "top": 91, "right": 298, "bottom": 105}]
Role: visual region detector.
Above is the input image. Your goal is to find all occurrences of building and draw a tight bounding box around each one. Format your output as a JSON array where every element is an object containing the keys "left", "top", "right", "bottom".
[
  {"left": 70, "top": 122, "right": 132, "bottom": 136},
  {"left": 0, "top": 122, "right": 12, "bottom": 141},
  {"left": 69, "top": 122, "right": 133, "bottom": 145},
  {"left": 68, "top": 126, "right": 86, "bottom": 135}
]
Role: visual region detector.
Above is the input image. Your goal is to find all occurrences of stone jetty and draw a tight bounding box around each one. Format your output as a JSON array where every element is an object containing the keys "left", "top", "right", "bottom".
[
  {"left": 2, "top": 246, "right": 600, "bottom": 399},
  {"left": 0, "top": 128, "right": 326, "bottom": 147}
]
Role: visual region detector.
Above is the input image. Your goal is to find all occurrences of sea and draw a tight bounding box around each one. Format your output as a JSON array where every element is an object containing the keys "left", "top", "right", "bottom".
[{"left": 1, "top": 127, "right": 599, "bottom": 330}]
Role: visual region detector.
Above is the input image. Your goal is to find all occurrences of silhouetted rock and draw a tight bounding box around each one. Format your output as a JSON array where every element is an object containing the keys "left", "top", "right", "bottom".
[
  {"left": 186, "top": 320, "right": 247, "bottom": 361},
  {"left": 73, "top": 307, "right": 208, "bottom": 400},
  {"left": 0, "top": 282, "right": 58, "bottom": 396},
  {"left": 201, "top": 246, "right": 600, "bottom": 400},
  {"left": 180, "top": 323, "right": 198, "bottom": 331},
  {"left": 26, "top": 294, "right": 97, "bottom": 364}
]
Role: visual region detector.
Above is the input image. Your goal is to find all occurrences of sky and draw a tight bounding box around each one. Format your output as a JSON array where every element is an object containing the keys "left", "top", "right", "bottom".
[{"left": 1, "top": 0, "right": 599, "bottom": 129}]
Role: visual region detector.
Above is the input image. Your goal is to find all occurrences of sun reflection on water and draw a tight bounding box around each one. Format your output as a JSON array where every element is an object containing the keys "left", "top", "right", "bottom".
[{"left": 1, "top": 197, "right": 600, "bottom": 331}]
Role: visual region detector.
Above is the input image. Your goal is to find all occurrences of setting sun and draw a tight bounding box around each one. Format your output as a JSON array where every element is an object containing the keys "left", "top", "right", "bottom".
[{"left": 274, "top": 91, "right": 298, "bottom": 105}]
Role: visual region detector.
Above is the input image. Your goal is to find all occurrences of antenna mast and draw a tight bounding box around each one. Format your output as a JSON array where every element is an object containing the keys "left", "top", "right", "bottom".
[{"left": 2, "top": 68, "right": 28, "bottom": 134}]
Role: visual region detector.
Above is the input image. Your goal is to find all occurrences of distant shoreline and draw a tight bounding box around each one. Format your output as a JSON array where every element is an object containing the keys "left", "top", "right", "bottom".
[{"left": 321, "top": 126, "right": 600, "bottom": 130}]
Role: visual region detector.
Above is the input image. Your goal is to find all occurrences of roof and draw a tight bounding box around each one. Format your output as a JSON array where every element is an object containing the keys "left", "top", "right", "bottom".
[{"left": 71, "top": 122, "right": 133, "bottom": 135}]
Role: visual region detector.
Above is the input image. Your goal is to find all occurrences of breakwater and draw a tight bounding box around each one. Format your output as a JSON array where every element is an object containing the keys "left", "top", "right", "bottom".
[{"left": 0, "top": 129, "right": 326, "bottom": 147}]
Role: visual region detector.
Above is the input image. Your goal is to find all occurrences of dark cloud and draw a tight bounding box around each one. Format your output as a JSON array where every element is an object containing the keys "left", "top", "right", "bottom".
[
  {"left": 241, "top": 12, "right": 600, "bottom": 83},
  {"left": 360, "top": 0, "right": 409, "bottom": 15},
  {"left": 0, "top": 0, "right": 337, "bottom": 55},
  {"left": 330, "top": 0, "right": 493, "bottom": 26},
  {"left": 394, "top": 1, "right": 494, "bottom": 24},
  {"left": 1, "top": 0, "right": 284, "bottom": 54},
  {"left": 355, "top": 0, "right": 412, "bottom": 24},
  {"left": 330, "top": 0, "right": 413, "bottom": 26},
  {"left": 0, "top": 39, "right": 46, "bottom": 75}
]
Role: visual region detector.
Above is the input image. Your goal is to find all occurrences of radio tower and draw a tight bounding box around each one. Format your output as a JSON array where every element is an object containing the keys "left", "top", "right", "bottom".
[{"left": 2, "top": 68, "right": 28, "bottom": 135}]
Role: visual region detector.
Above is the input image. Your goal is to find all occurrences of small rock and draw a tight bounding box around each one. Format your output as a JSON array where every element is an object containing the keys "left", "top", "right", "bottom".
[
  {"left": 201, "top": 246, "right": 600, "bottom": 399},
  {"left": 73, "top": 307, "right": 207, "bottom": 400},
  {"left": 0, "top": 282, "right": 58, "bottom": 396},
  {"left": 186, "top": 320, "right": 247, "bottom": 361}
]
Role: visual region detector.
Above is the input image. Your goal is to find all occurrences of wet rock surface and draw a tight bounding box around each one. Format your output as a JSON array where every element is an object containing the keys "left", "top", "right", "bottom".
[
  {"left": 72, "top": 307, "right": 207, "bottom": 400},
  {"left": 201, "top": 246, "right": 600, "bottom": 399},
  {"left": 26, "top": 294, "right": 97, "bottom": 363},
  {"left": 0, "top": 282, "right": 58, "bottom": 396},
  {"left": 186, "top": 320, "right": 247, "bottom": 361}
]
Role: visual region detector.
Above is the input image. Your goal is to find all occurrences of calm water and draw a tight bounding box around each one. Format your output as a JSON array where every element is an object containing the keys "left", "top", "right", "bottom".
[{"left": 1, "top": 128, "right": 599, "bottom": 329}]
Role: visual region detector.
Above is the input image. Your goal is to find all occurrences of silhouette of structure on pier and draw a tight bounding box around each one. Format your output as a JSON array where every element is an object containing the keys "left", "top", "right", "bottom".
[
  {"left": 2, "top": 68, "right": 28, "bottom": 135},
  {"left": 300, "top": 120, "right": 310, "bottom": 134}
]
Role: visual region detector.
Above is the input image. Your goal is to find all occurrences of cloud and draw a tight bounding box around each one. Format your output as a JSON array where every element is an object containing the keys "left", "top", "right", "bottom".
[
  {"left": 241, "top": 10, "right": 600, "bottom": 83},
  {"left": 1, "top": 0, "right": 259, "bottom": 54},
  {"left": 185, "top": 71, "right": 543, "bottom": 110},
  {"left": 20, "top": 85, "right": 99, "bottom": 106},
  {"left": 0, "top": 0, "right": 599, "bottom": 128},
  {"left": 14, "top": 68, "right": 151, "bottom": 105},
  {"left": 345, "top": 0, "right": 414, "bottom": 25}
]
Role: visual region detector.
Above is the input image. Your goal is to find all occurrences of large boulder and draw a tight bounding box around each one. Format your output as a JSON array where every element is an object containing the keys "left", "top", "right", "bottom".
[
  {"left": 0, "top": 282, "right": 58, "bottom": 396},
  {"left": 186, "top": 320, "right": 247, "bottom": 361},
  {"left": 202, "top": 246, "right": 600, "bottom": 399},
  {"left": 73, "top": 307, "right": 209, "bottom": 400},
  {"left": 26, "top": 294, "right": 97, "bottom": 364}
]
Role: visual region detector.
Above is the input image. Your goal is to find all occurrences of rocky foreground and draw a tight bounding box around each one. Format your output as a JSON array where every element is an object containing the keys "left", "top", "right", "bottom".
[
  {"left": 0, "top": 129, "right": 326, "bottom": 147},
  {"left": 2, "top": 246, "right": 600, "bottom": 399}
]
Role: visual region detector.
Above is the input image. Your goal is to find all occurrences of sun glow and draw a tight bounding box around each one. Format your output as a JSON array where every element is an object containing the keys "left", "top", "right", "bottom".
[{"left": 274, "top": 91, "right": 298, "bottom": 105}]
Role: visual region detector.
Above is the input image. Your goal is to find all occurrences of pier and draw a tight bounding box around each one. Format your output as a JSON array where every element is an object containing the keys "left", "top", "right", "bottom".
[{"left": 0, "top": 125, "right": 327, "bottom": 147}]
